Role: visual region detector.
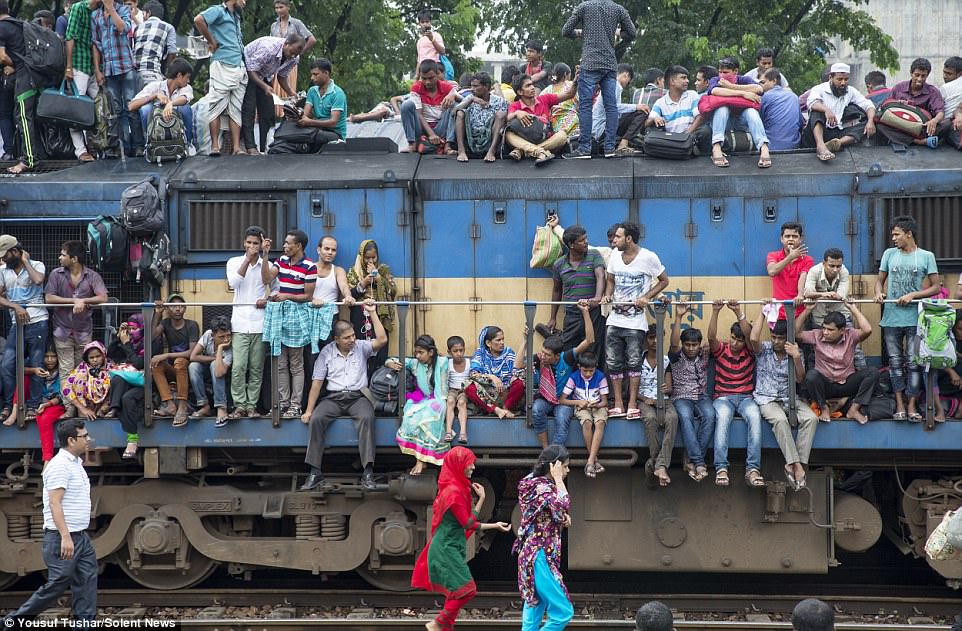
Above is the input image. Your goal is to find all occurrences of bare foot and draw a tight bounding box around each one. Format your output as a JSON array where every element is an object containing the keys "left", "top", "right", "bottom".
[
  {"left": 7, "top": 161, "right": 30, "bottom": 174},
  {"left": 457, "top": 152, "right": 468, "bottom": 162},
  {"left": 494, "top": 407, "right": 509, "bottom": 419},
  {"left": 849, "top": 408, "right": 869, "bottom": 425},
  {"left": 503, "top": 408, "right": 516, "bottom": 418},
  {"left": 425, "top": 621, "right": 442, "bottom": 631},
  {"left": 409, "top": 462, "right": 424, "bottom": 476},
  {"left": 818, "top": 412, "right": 831, "bottom": 423}
]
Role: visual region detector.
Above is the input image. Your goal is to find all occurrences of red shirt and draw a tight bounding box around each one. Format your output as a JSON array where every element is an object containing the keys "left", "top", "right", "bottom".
[
  {"left": 712, "top": 341, "right": 755, "bottom": 397},
  {"left": 508, "top": 92, "right": 560, "bottom": 125},
  {"left": 766, "top": 249, "right": 814, "bottom": 319},
  {"left": 410, "top": 79, "right": 457, "bottom": 107}
]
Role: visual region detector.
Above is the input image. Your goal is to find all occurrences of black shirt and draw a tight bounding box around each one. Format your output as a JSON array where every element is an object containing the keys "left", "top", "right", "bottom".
[
  {"left": 159, "top": 318, "right": 199, "bottom": 354},
  {"left": 0, "top": 16, "right": 26, "bottom": 66}
]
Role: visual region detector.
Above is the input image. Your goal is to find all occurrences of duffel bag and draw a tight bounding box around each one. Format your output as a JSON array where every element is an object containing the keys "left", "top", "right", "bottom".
[
  {"left": 643, "top": 128, "right": 693, "bottom": 160},
  {"left": 876, "top": 98, "right": 931, "bottom": 140},
  {"left": 37, "top": 80, "right": 95, "bottom": 129}
]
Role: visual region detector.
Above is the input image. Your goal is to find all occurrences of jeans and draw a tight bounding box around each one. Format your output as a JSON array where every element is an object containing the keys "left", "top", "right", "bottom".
[
  {"left": 400, "top": 98, "right": 453, "bottom": 143},
  {"left": 577, "top": 68, "right": 618, "bottom": 152},
  {"left": 141, "top": 103, "right": 195, "bottom": 144},
  {"left": 521, "top": 549, "right": 574, "bottom": 631},
  {"left": 2, "top": 320, "right": 49, "bottom": 408},
  {"left": 188, "top": 361, "right": 228, "bottom": 408},
  {"left": 882, "top": 326, "right": 922, "bottom": 397},
  {"left": 711, "top": 106, "right": 768, "bottom": 147},
  {"left": 4, "top": 530, "right": 98, "bottom": 621},
  {"left": 674, "top": 396, "right": 715, "bottom": 467},
  {"left": 531, "top": 398, "right": 574, "bottom": 445},
  {"left": 605, "top": 325, "right": 644, "bottom": 378},
  {"left": 106, "top": 70, "right": 144, "bottom": 152},
  {"left": 713, "top": 394, "right": 763, "bottom": 472}
]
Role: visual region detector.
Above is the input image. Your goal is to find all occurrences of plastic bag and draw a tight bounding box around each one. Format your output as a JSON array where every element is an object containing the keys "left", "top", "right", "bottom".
[
  {"left": 925, "top": 510, "right": 962, "bottom": 561},
  {"left": 945, "top": 508, "right": 962, "bottom": 549},
  {"left": 529, "top": 225, "right": 563, "bottom": 269}
]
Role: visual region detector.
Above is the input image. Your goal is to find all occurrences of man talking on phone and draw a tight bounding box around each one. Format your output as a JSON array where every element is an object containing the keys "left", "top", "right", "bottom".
[
  {"left": 414, "top": 8, "right": 444, "bottom": 78},
  {"left": 765, "top": 221, "right": 814, "bottom": 324}
]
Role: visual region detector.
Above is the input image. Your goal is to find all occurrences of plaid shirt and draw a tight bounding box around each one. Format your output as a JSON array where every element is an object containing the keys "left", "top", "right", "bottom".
[
  {"left": 134, "top": 16, "right": 177, "bottom": 83},
  {"left": 262, "top": 300, "right": 335, "bottom": 356},
  {"left": 64, "top": 0, "right": 94, "bottom": 75},
  {"left": 91, "top": 4, "right": 134, "bottom": 77},
  {"left": 244, "top": 36, "right": 298, "bottom": 82}
]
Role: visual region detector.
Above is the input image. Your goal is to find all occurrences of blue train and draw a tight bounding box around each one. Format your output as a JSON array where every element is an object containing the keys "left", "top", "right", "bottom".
[{"left": 0, "top": 145, "right": 960, "bottom": 591}]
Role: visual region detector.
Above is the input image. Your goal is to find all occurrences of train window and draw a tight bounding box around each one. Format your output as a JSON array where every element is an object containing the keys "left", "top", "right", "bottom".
[
  {"left": 879, "top": 196, "right": 962, "bottom": 270},
  {"left": 187, "top": 199, "right": 285, "bottom": 251}
]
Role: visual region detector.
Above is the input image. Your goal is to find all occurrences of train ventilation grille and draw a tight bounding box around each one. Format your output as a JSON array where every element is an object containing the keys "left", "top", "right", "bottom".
[
  {"left": 881, "top": 196, "right": 962, "bottom": 268},
  {"left": 187, "top": 199, "right": 283, "bottom": 251}
]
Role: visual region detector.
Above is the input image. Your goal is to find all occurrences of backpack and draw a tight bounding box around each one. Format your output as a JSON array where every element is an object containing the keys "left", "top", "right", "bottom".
[
  {"left": 914, "top": 299, "right": 957, "bottom": 369},
  {"left": 643, "top": 128, "right": 694, "bottom": 159},
  {"left": 18, "top": 19, "right": 66, "bottom": 79},
  {"left": 369, "top": 365, "right": 416, "bottom": 415},
  {"left": 120, "top": 178, "right": 165, "bottom": 236},
  {"left": 87, "top": 89, "right": 119, "bottom": 155},
  {"left": 144, "top": 106, "right": 187, "bottom": 163},
  {"left": 86, "top": 215, "right": 129, "bottom": 273},
  {"left": 439, "top": 54, "right": 455, "bottom": 81},
  {"left": 137, "top": 232, "right": 171, "bottom": 287}
]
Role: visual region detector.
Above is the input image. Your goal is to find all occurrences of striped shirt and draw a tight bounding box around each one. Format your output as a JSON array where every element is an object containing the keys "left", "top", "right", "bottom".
[
  {"left": 562, "top": 369, "right": 609, "bottom": 403},
  {"left": 91, "top": 4, "right": 134, "bottom": 77},
  {"left": 552, "top": 250, "right": 604, "bottom": 300},
  {"left": 712, "top": 341, "right": 755, "bottom": 397},
  {"left": 43, "top": 449, "right": 91, "bottom": 532},
  {"left": 64, "top": 0, "right": 94, "bottom": 75},
  {"left": 652, "top": 90, "right": 701, "bottom": 133},
  {"left": 669, "top": 348, "right": 708, "bottom": 401},
  {"left": 244, "top": 36, "right": 299, "bottom": 82},
  {"left": 273, "top": 255, "right": 317, "bottom": 295},
  {"left": 134, "top": 16, "right": 178, "bottom": 83}
]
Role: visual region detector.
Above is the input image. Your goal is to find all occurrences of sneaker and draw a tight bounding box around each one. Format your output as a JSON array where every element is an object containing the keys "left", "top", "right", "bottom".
[
  {"left": 282, "top": 405, "right": 301, "bottom": 419},
  {"left": 603, "top": 148, "right": 618, "bottom": 159},
  {"left": 562, "top": 148, "right": 591, "bottom": 159}
]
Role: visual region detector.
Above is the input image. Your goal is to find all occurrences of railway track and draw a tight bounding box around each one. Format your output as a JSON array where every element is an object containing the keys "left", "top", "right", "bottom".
[{"left": 174, "top": 623, "right": 948, "bottom": 631}]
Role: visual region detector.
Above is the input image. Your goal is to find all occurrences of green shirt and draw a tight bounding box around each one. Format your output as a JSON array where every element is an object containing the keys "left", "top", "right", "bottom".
[
  {"left": 306, "top": 80, "right": 348, "bottom": 139},
  {"left": 879, "top": 247, "right": 938, "bottom": 328},
  {"left": 64, "top": 0, "right": 93, "bottom": 75}
]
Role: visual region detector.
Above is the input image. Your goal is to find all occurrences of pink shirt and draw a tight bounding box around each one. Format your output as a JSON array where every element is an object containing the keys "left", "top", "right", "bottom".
[
  {"left": 416, "top": 31, "right": 444, "bottom": 64},
  {"left": 798, "top": 327, "right": 860, "bottom": 383},
  {"left": 766, "top": 249, "right": 813, "bottom": 319}
]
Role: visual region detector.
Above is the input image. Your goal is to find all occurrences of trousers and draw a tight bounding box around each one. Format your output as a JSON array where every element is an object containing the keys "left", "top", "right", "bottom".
[
  {"left": 521, "top": 549, "right": 574, "bottom": 631},
  {"left": 304, "top": 391, "right": 375, "bottom": 471},
  {"left": 230, "top": 333, "right": 265, "bottom": 410}
]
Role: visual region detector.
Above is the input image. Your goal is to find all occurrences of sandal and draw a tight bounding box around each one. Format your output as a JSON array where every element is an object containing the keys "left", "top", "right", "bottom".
[
  {"left": 745, "top": 469, "right": 765, "bottom": 487},
  {"left": 594, "top": 462, "right": 606, "bottom": 475},
  {"left": 584, "top": 463, "right": 597, "bottom": 478},
  {"left": 908, "top": 412, "right": 923, "bottom": 422},
  {"left": 122, "top": 442, "right": 139, "bottom": 459},
  {"left": 78, "top": 152, "right": 95, "bottom": 162},
  {"left": 694, "top": 465, "right": 708, "bottom": 482},
  {"left": 172, "top": 412, "right": 189, "bottom": 428},
  {"left": 893, "top": 411, "right": 907, "bottom": 421},
  {"left": 190, "top": 405, "right": 212, "bottom": 418},
  {"left": 607, "top": 407, "right": 626, "bottom": 418},
  {"left": 443, "top": 430, "right": 455, "bottom": 442},
  {"left": 715, "top": 469, "right": 730, "bottom": 486},
  {"left": 508, "top": 149, "right": 523, "bottom": 161},
  {"left": 784, "top": 464, "right": 797, "bottom": 489},
  {"left": 625, "top": 408, "right": 641, "bottom": 420},
  {"left": 226, "top": 408, "right": 245, "bottom": 420},
  {"left": 685, "top": 462, "right": 697, "bottom": 481},
  {"left": 655, "top": 466, "right": 671, "bottom": 487},
  {"left": 757, "top": 157, "right": 772, "bottom": 169},
  {"left": 458, "top": 433, "right": 468, "bottom": 445},
  {"left": 825, "top": 138, "right": 843, "bottom": 153},
  {"left": 816, "top": 149, "right": 835, "bottom": 162},
  {"left": 711, "top": 155, "right": 729, "bottom": 168}
]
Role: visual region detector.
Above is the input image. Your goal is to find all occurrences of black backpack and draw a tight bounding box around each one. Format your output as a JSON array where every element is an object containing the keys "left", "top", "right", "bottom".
[
  {"left": 120, "top": 178, "right": 165, "bottom": 236},
  {"left": 369, "top": 366, "right": 416, "bottom": 415},
  {"left": 18, "top": 18, "right": 66, "bottom": 79},
  {"left": 144, "top": 106, "right": 187, "bottom": 163},
  {"left": 86, "top": 215, "right": 128, "bottom": 273},
  {"left": 138, "top": 232, "right": 171, "bottom": 287}
]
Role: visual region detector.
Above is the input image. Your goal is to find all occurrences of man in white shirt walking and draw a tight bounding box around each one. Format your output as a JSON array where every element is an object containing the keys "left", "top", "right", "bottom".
[{"left": 3, "top": 419, "right": 97, "bottom": 622}]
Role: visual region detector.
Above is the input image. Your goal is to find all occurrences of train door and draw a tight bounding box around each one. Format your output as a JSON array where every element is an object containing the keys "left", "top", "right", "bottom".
[{"left": 638, "top": 198, "right": 692, "bottom": 311}]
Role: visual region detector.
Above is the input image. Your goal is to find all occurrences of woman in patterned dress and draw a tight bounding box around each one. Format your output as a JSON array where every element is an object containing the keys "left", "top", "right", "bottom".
[
  {"left": 411, "top": 447, "right": 510, "bottom": 630},
  {"left": 514, "top": 445, "right": 574, "bottom": 631}
]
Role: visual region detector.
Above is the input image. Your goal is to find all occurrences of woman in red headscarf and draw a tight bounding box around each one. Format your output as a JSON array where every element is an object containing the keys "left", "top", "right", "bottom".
[{"left": 411, "top": 446, "right": 511, "bottom": 631}]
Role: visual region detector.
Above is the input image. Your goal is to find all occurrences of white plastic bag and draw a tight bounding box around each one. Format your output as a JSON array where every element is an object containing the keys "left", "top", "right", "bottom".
[{"left": 925, "top": 510, "right": 962, "bottom": 561}]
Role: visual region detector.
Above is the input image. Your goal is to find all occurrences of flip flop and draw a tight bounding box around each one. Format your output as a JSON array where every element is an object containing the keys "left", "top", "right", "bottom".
[
  {"left": 655, "top": 466, "right": 671, "bottom": 487},
  {"left": 694, "top": 465, "right": 708, "bottom": 482},
  {"left": 757, "top": 157, "right": 772, "bottom": 168},
  {"left": 784, "top": 464, "right": 797, "bottom": 489},
  {"left": 816, "top": 149, "right": 835, "bottom": 162},
  {"left": 122, "top": 443, "right": 139, "bottom": 459},
  {"left": 607, "top": 407, "right": 626, "bottom": 418},
  {"left": 908, "top": 412, "right": 923, "bottom": 423},
  {"left": 443, "top": 430, "right": 455, "bottom": 442},
  {"left": 825, "top": 138, "right": 843, "bottom": 153},
  {"left": 711, "top": 155, "right": 729, "bottom": 168},
  {"left": 625, "top": 408, "right": 641, "bottom": 420},
  {"left": 745, "top": 469, "right": 766, "bottom": 487},
  {"left": 893, "top": 411, "right": 907, "bottom": 420},
  {"left": 458, "top": 433, "right": 468, "bottom": 445},
  {"left": 172, "top": 412, "right": 189, "bottom": 428}
]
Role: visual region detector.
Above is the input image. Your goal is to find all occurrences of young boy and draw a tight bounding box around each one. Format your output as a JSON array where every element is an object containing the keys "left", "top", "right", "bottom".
[
  {"left": 444, "top": 335, "right": 470, "bottom": 443},
  {"left": 638, "top": 326, "right": 677, "bottom": 487},
  {"left": 127, "top": 58, "right": 195, "bottom": 147},
  {"left": 560, "top": 351, "right": 609, "bottom": 477},
  {"left": 708, "top": 299, "right": 764, "bottom": 488},
  {"left": 151, "top": 293, "right": 200, "bottom": 427},
  {"left": 669, "top": 300, "right": 715, "bottom": 482},
  {"left": 188, "top": 315, "right": 233, "bottom": 427}
]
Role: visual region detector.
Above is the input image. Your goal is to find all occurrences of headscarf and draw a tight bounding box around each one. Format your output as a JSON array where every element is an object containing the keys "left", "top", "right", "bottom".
[
  {"left": 346, "top": 239, "right": 395, "bottom": 331},
  {"left": 470, "top": 326, "right": 517, "bottom": 386},
  {"left": 63, "top": 340, "right": 114, "bottom": 406},
  {"left": 431, "top": 446, "right": 476, "bottom": 537},
  {"left": 127, "top": 313, "right": 145, "bottom": 356}
]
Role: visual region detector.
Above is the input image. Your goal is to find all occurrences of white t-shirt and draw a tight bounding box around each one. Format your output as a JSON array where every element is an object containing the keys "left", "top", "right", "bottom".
[
  {"left": 941, "top": 76, "right": 962, "bottom": 119},
  {"left": 199, "top": 329, "right": 233, "bottom": 365},
  {"left": 638, "top": 351, "right": 670, "bottom": 398},
  {"left": 606, "top": 247, "right": 665, "bottom": 331}
]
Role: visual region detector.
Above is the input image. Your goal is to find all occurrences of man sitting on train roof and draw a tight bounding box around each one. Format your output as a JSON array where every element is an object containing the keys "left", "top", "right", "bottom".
[
  {"left": 803, "top": 62, "right": 877, "bottom": 161},
  {"left": 300, "top": 300, "right": 386, "bottom": 492},
  {"left": 401, "top": 59, "right": 461, "bottom": 153},
  {"left": 452, "top": 71, "right": 507, "bottom": 163},
  {"left": 939, "top": 56, "right": 962, "bottom": 150},
  {"left": 882, "top": 57, "right": 945, "bottom": 148},
  {"left": 795, "top": 300, "right": 877, "bottom": 424},
  {"left": 704, "top": 57, "right": 773, "bottom": 169},
  {"left": 646, "top": 65, "right": 711, "bottom": 154},
  {"left": 127, "top": 57, "right": 196, "bottom": 148}
]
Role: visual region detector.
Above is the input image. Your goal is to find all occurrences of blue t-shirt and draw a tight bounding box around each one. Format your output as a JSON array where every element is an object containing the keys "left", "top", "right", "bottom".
[
  {"left": 879, "top": 247, "right": 938, "bottom": 328},
  {"left": 306, "top": 80, "right": 348, "bottom": 139},
  {"left": 760, "top": 86, "right": 803, "bottom": 150},
  {"left": 200, "top": 4, "right": 243, "bottom": 66}
]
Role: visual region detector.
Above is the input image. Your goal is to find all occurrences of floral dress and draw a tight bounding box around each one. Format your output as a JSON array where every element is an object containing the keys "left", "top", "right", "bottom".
[{"left": 513, "top": 473, "right": 570, "bottom": 606}]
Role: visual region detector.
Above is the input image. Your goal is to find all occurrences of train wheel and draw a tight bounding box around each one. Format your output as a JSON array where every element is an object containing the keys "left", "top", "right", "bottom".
[
  {"left": 356, "top": 560, "right": 415, "bottom": 592},
  {"left": 114, "top": 543, "right": 217, "bottom": 590},
  {"left": 114, "top": 515, "right": 219, "bottom": 591}
]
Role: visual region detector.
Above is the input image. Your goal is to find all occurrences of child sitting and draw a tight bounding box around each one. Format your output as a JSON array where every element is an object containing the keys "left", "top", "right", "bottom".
[
  {"left": 62, "top": 341, "right": 113, "bottom": 421},
  {"left": 444, "top": 335, "right": 470, "bottom": 444},
  {"left": 188, "top": 316, "right": 233, "bottom": 427},
  {"left": 3, "top": 348, "right": 65, "bottom": 463},
  {"left": 669, "top": 301, "right": 715, "bottom": 482},
  {"left": 560, "top": 351, "right": 609, "bottom": 477}
]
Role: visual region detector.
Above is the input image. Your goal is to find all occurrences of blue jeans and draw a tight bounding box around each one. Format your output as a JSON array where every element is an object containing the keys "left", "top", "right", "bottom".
[
  {"left": 140, "top": 103, "right": 194, "bottom": 144},
  {"left": 4, "top": 531, "right": 98, "bottom": 621},
  {"left": 532, "top": 397, "right": 574, "bottom": 445},
  {"left": 400, "top": 98, "right": 452, "bottom": 143},
  {"left": 711, "top": 106, "right": 769, "bottom": 147},
  {"left": 674, "top": 396, "right": 715, "bottom": 467},
  {"left": 521, "top": 549, "right": 574, "bottom": 631},
  {"left": 713, "top": 394, "right": 762, "bottom": 472},
  {"left": 883, "top": 326, "right": 922, "bottom": 397},
  {"left": 188, "top": 361, "right": 228, "bottom": 408},
  {"left": 106, "top": 70, "right": 144, "bottom": 152},
  {"left": 577, "top": 68, "right": 618, "bottom": 152},
  {"left": 1, "top": 320, "right": 48, "bottom": 408}
]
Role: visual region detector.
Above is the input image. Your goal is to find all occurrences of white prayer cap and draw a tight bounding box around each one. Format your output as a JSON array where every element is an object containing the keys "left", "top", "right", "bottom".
[{"left": 830, "top": 62, "right": 851, "bottom": 74}]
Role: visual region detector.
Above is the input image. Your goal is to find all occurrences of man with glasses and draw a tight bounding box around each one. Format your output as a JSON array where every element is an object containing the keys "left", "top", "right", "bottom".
[{"left": 3, "top": 419, "right": 97, "bottom": 623}]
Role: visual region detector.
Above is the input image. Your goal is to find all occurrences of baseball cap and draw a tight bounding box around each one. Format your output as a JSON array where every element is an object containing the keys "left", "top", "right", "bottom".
[{"left": 0, "top": 235, "right": 18, "bottom": 258}]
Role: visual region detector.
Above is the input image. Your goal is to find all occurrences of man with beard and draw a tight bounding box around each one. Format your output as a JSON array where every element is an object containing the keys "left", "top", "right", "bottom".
[{"left": 804, "top": 62, "right": 876, "bottom": 161}]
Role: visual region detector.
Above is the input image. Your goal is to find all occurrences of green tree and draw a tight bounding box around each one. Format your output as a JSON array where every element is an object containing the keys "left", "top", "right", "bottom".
[{"left": 480, "top": 0, "right": 898, "bottom": 90}]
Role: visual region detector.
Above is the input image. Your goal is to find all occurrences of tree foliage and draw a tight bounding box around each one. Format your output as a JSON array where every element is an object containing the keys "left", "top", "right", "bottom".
[{"left": 480, "top": 0, "right": 898, "bottom": 90}]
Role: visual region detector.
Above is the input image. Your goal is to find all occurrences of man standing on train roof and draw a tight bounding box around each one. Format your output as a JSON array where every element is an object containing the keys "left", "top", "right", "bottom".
[
  {"left": 803, "top": 62, "right": 876, "bottom": 161},
  {"left": 561, "top": 0, "right": 637, "bottom": 159},
  {"left": 300, "top": 301, "right": 386, "bottom": 492},
  {"left": 3, "top": 419, "right": 97, "bottom": 624},
  {"left": 546, "top": 223, "right": 607, "bottom": 362},
  {"left": 194, "top": 0, "right": 247, "bottom": 157}
]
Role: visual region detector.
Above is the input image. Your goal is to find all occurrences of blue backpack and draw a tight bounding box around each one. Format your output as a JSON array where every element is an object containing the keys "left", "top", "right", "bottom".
[{"left": 439, "top": 54, "right": 454, "bottom": 81}]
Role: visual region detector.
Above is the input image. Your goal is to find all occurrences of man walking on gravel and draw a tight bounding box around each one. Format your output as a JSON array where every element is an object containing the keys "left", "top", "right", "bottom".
[{"left": 3, "top": 419, "right": 97, "bottom": 623}]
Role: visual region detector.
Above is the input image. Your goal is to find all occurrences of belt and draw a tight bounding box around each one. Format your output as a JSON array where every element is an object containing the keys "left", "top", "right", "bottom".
[{"left": 44, "top": 529, "right": 85, "bottom": 535}]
